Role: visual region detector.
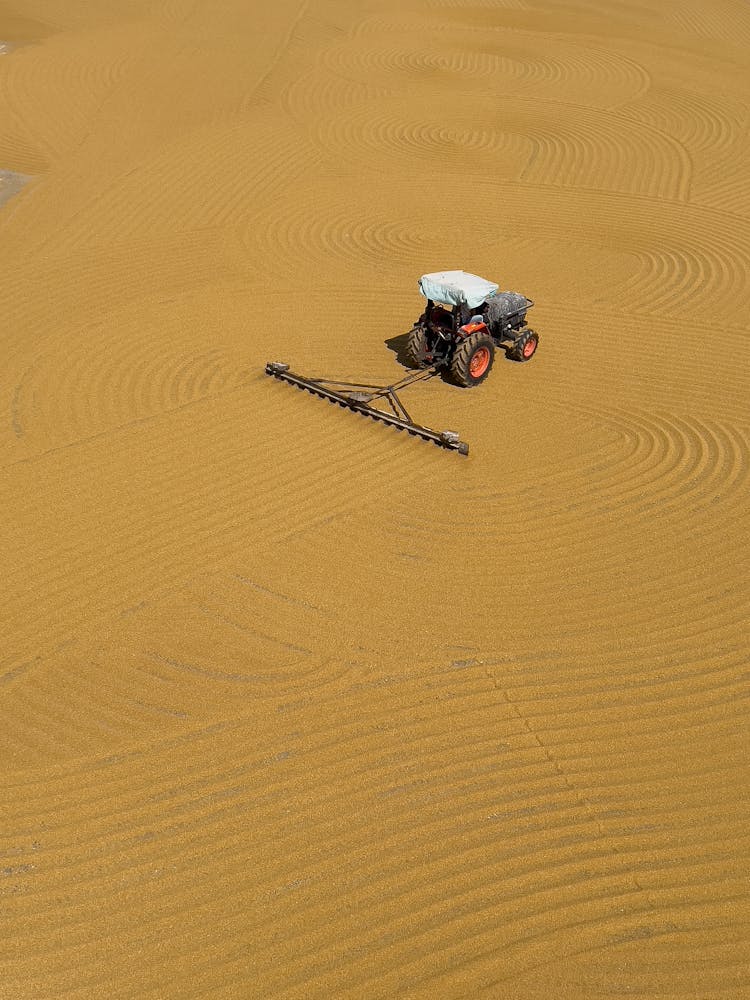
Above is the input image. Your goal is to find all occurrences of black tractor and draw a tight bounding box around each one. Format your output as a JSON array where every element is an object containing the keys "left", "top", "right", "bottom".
[{"left": 406, "top": 270, "right": 539, "bottom": 387}]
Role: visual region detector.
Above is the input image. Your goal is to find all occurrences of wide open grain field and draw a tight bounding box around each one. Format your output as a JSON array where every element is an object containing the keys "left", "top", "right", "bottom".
[{"left": 1, "top": 1, "right": 749, "bottom": 996}]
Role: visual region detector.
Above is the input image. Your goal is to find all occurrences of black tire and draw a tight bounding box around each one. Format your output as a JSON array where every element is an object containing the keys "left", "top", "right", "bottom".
[
  {"left": 450, "top": 331, "right": 495, "bottom": 387},
  {"left": 508, "top": 329, "right": 539, "bottom": 363},
  {"left": 404, "top": 325, "right": 431, "bottom": 369}
]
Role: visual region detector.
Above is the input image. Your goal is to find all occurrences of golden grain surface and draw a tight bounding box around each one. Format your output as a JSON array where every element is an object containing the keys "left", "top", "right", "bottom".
[{"left": 1, "top": 1, "right": 749, "bottom": 996}]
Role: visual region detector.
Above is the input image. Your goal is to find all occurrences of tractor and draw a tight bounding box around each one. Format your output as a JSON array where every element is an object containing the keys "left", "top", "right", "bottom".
[
  {"left": 265, "top": 270, "right": 541, "bottom": 455},
  {"left": 406, "top": 270, "right": 539, "bottom": 386}
]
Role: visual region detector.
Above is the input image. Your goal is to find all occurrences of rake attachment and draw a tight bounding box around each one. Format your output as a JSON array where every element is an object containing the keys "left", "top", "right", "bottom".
[{"left": 265, "top": 362, "right": 469, "bottom": 455}]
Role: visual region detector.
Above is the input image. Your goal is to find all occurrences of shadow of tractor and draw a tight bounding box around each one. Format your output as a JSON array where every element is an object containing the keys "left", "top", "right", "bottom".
[{"left": 384, "top": 332, "right": 417, "bottom": 370}]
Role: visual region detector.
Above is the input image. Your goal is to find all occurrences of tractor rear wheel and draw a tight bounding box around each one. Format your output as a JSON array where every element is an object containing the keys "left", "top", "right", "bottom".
[
  {"left": 405, "top": 325, "right": 431, "bottom": 369},
  {"left": 509, "top": 329, "right": 539, "bottom": 362},
  {"left": 450, "top": 331, "right": 495, "bottom": 387}
]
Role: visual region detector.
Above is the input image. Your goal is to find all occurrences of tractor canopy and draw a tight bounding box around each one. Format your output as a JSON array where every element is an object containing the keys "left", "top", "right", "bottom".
[{"left": 418, "top": 270, "right": 499, "bottom": 310}]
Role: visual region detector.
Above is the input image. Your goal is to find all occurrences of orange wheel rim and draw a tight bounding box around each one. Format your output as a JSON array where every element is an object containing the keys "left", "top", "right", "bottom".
[
  {"left": 469, "top": 346, "right": 490, "bottom": 377},
  {"left": 523, "top": 338, "right": 536, "bottom": 358}
]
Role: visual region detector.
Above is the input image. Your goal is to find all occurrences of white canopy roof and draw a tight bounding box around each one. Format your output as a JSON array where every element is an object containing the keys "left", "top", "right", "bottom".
[{"left": 418, "top": 270, "right": 499, "bottom": 309}]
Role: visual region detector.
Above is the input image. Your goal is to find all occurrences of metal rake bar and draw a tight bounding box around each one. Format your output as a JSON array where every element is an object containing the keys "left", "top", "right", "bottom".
[{"left": 265, "top": 362, "right": 469, "bottom": 455}]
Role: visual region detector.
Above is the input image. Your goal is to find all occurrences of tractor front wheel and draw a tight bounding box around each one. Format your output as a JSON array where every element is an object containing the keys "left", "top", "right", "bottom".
[
  {"left": 404, "top": 325, "right": 431, "bottom": 369},
  {"left": 450, "top": 331, "right": 495, "bottom": 387},
  {"left": 509, "top": 329, "right": 539, "bottom": 362}
]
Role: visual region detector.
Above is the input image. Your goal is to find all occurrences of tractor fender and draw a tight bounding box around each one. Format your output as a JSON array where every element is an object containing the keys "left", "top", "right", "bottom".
[{"left": 457, "top": 320, "right": 488, "bottom": 339}]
